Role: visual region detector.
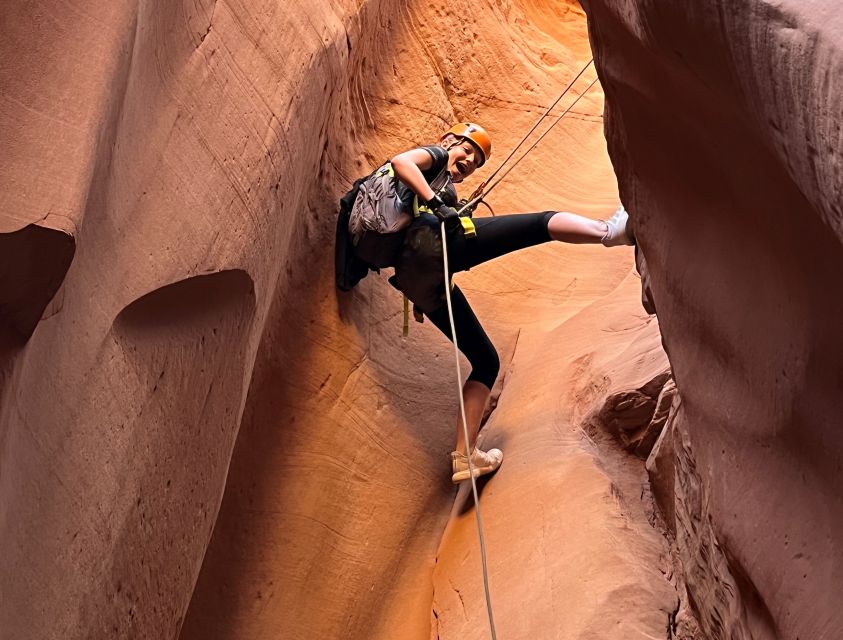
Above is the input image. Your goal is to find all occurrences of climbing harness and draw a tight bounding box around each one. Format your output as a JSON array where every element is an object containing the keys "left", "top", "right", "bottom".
[
  {"left": 437, "top": 60, "right": 600, "bottom": 640},
  {"left": 402, "top": 184, "right": 477, "bottom": 336},
  {"left": 413, "top": 190, "right": 477, "bottom": 239}
]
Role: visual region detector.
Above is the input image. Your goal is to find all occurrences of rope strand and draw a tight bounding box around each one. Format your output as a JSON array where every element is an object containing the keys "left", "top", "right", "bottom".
[
  {"left": 481, "top": 58, "right": 594, "bottom": 187},
  {"left": 457, "top": 74, "right": 599, "bottom": 216},
  {"left": 442, "top": 66, "right": 601, "bottom": 640},
  {"left": 483, "top": 76, "right": 599, "bottom": 195},
  {"left": 440, "top": 222, "right": 498, "bottom": 640}
]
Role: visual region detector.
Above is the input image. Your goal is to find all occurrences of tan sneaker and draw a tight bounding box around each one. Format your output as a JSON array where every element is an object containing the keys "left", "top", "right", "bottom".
[{"left": 450, "top": 447, "right": 504, "bottom": 484}]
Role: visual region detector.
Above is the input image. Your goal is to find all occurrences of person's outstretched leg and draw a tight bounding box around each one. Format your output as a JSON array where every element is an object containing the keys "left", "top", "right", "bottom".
[
  {"left": 546, "top": 211, "right": 607, "bottom": 243},
  {"left": 548, "top": 206, "right": 634, "bottom": 246},
  {"left": 454, "top": 207, "right": 633, "bottom": 273},
  {"left": 425, "top": 285, "right": 503, "bottom": 482}
]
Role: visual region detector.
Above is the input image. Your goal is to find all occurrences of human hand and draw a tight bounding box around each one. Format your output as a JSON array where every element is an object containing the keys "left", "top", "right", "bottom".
[{"left": 433, "top": 204, "right": 460, "bottom": 223}]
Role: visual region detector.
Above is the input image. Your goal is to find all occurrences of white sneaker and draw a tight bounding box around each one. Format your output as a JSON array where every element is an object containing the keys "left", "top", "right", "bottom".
[
  {"left": 450, "top": 447, "right": 503, "bottom": 484},
  {"left": 601, "top": 205, "right": 635, "bottom": 247}
]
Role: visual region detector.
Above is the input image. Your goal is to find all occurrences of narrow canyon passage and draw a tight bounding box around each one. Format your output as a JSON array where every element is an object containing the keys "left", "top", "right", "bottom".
[
  {"left": 178, "top": 2, "right": 685, "bottom": 638},
  {"left": 1, "top": 0, "right": 839, "bottom": 639}
]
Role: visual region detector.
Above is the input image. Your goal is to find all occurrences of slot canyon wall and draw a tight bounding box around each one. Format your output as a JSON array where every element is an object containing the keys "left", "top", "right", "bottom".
[
  {"left": 0, "top": 1, "right": 838, "bottom": 640},
  {"left": 582, "top": 1, "right": 843, "bottom": 639}
]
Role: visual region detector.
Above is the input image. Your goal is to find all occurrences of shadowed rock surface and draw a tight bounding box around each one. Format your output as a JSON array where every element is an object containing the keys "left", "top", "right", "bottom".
[{"left": 583, "top": 0, "right": 843, "bottom": 638}]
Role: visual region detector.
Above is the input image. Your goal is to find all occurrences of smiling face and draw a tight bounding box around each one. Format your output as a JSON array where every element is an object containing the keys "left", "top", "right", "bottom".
[{"left": 441, "top": 135, "right": 480, "bottom": 183}]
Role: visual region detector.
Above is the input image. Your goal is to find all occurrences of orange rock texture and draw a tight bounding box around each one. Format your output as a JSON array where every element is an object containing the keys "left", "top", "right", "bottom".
[
  {"left": 1, "top": 1, "right": 837, "bottom": 640},
  {"left": 582, "top": 1, "right": 843, "bottom": 638}
]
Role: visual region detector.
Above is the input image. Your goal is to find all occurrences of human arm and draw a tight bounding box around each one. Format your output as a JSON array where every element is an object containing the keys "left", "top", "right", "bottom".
[
  {"left": 390, "top": 148, "right": 438, "bottom": 202},
  {"left": 391, "top": 148, "right": 460, "bottom": 224}
]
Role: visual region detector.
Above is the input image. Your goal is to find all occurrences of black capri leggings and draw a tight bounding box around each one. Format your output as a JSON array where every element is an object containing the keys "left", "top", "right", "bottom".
[{"left": 394, "top": 211, "right": 555, "bottom": 389}]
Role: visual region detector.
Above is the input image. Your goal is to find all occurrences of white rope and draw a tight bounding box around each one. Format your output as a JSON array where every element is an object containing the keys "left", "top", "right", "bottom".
[
  {"left": 440, "top": 220, "right": 498, "bottom": 640},
  {"left": 483, "top": 76, "right": 599, "bottom": 195},
  {"left": 458, "top": 68, "right": 598, "bottom": 214},
  {"left": 481, "top": 58, "right": 594, "bottom": 187},
  {"left": 429, "top": 65, "right": 600, "bottom": 639}
]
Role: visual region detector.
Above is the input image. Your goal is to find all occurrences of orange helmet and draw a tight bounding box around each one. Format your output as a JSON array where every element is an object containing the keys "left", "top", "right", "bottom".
[{"left": 443, "top": 122, "right": 492, "bottom": 167}]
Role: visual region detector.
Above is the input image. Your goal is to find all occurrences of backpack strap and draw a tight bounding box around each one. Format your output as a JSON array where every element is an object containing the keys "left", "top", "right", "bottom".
[{"left": 411, "top": 163, "right": 449, "bottom": 218}]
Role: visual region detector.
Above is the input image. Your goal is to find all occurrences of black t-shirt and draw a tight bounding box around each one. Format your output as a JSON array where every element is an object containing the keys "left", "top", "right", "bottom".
[{"left": 394, "top": 145, "right": 458, "bottom": 211}]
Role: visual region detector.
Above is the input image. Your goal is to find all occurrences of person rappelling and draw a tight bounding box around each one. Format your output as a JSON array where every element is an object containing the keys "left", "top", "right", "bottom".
[{"left": 335, "top": 120, "right": 634, "bottom": 484}]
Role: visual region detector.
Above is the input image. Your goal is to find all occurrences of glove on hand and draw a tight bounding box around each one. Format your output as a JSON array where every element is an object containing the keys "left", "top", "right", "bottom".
[
  {"left": 434, "top": 204, "right": 460, "bottom": 222},
  {"left": 426, "top": 195, "right": 460, "bottom": 229}
]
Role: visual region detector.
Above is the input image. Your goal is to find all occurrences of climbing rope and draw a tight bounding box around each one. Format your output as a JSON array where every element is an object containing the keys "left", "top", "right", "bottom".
[
  {"left": 463, "top": 58, "right": 594, "bottom": 207},
  {"left": 435, "top": 62, "right": 601, "bottom": 639},
  {"left": 441, "top": 63, "right": 601, "bottom": 637},
  {"left": 482, "top": 58, "right": 594, "bottom": 187},
  {"left": 483, "top": 76, "right": 600, "bottom": 195},
  {"left": 461, "top": 60, "right": 598, "bottom": 213},
  {"left": 440, "top": 220, "right": 498, "bottom": 640}
]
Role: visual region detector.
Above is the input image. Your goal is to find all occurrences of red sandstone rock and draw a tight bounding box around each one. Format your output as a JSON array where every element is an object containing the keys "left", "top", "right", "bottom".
[
  {"left": 0, "top": 1, "right": 762, "bottom": 639},
  {"left": 179, "top": 2, "right": 686, "bottom": 637},
  {"left": 582, "top": 0, "right": 843, "bottom": 637}
]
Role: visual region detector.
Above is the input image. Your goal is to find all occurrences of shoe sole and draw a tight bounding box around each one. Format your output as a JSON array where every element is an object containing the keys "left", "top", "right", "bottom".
[{"left": 451, "top": 462, "right": 501, "bottom": 484}]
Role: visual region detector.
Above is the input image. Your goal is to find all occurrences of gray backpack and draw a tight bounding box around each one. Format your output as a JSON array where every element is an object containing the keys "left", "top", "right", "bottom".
[{"left": 348, "top": 161, "right": 450, "bottom": 242}]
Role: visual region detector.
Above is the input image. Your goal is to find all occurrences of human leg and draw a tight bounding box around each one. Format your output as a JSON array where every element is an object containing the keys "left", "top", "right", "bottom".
[
  {"left": 452, "top": 380, "right": 490, "bottom": 454},
  {"left": 454, "top": 212, "right": 556, "bottom": 271},
  {"left": 450, "top": 207, "right": 633, "bottom": 274},
  {"left": 425, "top": 286, "right": 503, "bottom": 482},
  {"left": 547, "top": 206, "right": 635, "bottom": 246},
  {"left": 547, "top": 211, "right": 607, "bottom": 243}
]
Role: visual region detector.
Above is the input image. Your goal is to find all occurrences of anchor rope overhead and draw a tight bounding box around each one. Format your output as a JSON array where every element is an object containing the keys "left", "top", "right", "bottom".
[
  {"left": 483, "top": 76, "right": 599, "bottom": 195},
  {"left": 462, "top": 59, "right": 599, "bottom": 212},
  {"left": 481, "top": 58, "right": 594, "bottom": 187}
]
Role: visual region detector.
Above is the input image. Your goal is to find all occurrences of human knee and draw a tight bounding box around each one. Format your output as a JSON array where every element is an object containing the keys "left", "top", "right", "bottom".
[{"left": 468, "top": 348, "right": 500, "bottom": 390}]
